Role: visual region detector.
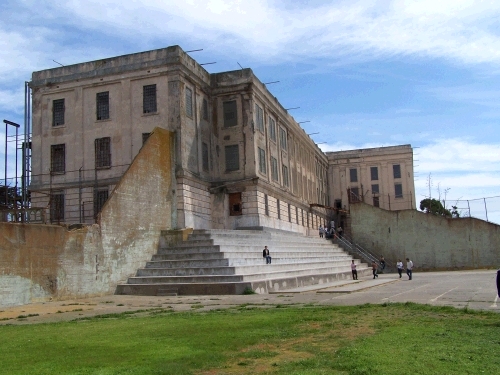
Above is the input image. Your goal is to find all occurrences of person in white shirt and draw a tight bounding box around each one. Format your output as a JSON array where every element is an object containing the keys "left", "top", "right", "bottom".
[
  {"left": 406, "top": 258, "right": 414, "bottom": 280},
  {"left": 396, "top": 259, "right": 404, "bottom": 278},
  {"left": 351, "top": 260, "right": 358, "bottom": 280}
]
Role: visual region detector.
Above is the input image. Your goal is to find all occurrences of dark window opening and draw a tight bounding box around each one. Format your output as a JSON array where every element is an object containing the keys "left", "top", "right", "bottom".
[
  {"left": 50, "top": 192, "right": 64, "bottom": 223},
  {"left": 395, "top": 183, "right": 403, "bottom": 198},
  {"left": 143, "top": 84, "right": 157, "bottom": 114},
  {"left": 258, "top": 147, "right": 266, "bottom": 174},
  {"left": 202, "top": 142, "right": 209, "bottom": 171},
  {"left": 264, "top": 194, "right": 269, "bottom": 216},
  {"left": 373, "top": 196, "right": 380, "bottom": 207},
  {"left": 95, "top": 137, "right": 111, "bottom": 168},
  {"left": 350, "top": 187, "right": 361, "bottom": 203},
  {"left": 269, "top": 117, "right": 276, "bottom": 141},
  {"left": 271, "top": 157, "right": 278, "bottom": 181},
  {"left": 277, "top": 199, "right": 280, "bottom": 219},
  {"left": 370, "top": 166, "right": 378, "bottom": 181},
  {"left": 282, "top": 165, "right": 289, "bottom": 187},
  {"left": 96, "top": 91, "right": 109, "bottom": 120},
  {"left": 393, "top": 164, "right": 401, "bottom": 179},
  {"left": 229, "top": 192, "right": 242, "bottom": 216},
  {"left": 94, "top": 189, "right": 109, "bottom": 218},
  {"left": 50, "top": 144, "right": 65, "bottom": 173},
  {"left": 372, "top": 184, "right": 379, "bottom": 194},
  {"left": 255, "top": 104, "right": 264, "bottom": 132},
  {"left": 288, "top": 203, "right": 291, "bottom": 222},
  {"left": 185, "top": 87, "right": 193, "bottom": 117},
  {"left": 142, "top": 132, "right": 151, "bottom": 145},
  {"left": 202, "top": 99, "right": 209, "bottom": 120},
  {"left": 225, "top": 144, "right": 239, "bottom": 172},
  {"left": 334, "top": 199, "right": 342, "bottom": 209},
  {"left": 279, "top": 127, "right": 287, "bottom": 150},
  {"left": 349, "top": 168, "right": 358, "bottom": 182},
  {"left": 223, "top": 100, "right": 237, "bottom": 127},
  {"left": 52, "top": 99, "right": 65, "bottom": 126}
]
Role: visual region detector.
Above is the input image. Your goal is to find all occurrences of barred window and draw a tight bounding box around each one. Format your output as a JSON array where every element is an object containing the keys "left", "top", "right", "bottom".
[
  {"left": 50, "top": 192, "right": 64, "bottom": 222},
  {"left": 258, "top": 147, "right": 266, "bottom": 174},
  {"left": 50, "top": 144, "right": 65, "bottom": 173},
  {"left": 350, "top": 187, "right": 360, "bottom": 202},
  {"left": 372, "top": 184, "right": 379, "bottom": 194},
  {"left": 370, "top": 166, "right": 378, "bottom": 181},
  {"left": 282, "top": 165, "right": 289, "bottom": 187},
  {"left": 52, "top": 99, "right": 65, "bottom": 126},
  {"left": 271, "top": 156, "right": 278, "bottom": 181},
  {"left": 95, "top": 137, "right": 111, "bottom": 168},
  {"left": 142, "top": 132, "right": 151, "bottom": 145},
  {"left": 202, "top": 98, "right": 209, "bottom": 120},
  {"left": 288, "top": 204, "right": 291, "bottom": 222},
  {"left": 395, "top": 183, "right": 403, "bottom": 198},
  {"left": 96, "top": 91, "right": 109, "bottom": 120},
  {"left": 277, "top": 199, "right": 281, "bottom": 219},
  {"left": 223, "top": 100, "right": 237, "bottom": 127},
  {"left": 265, "top": 194, "right": 269, "bottom": 216},
  {"left": 94, "top": 189, "right": 109, "bottom": 218},
  {"left": 393, "top": 164, "right": 401, "bottom": 179},
  {"left": 279, "top": 127, "right": 287, "bottom": 150},
  {"left": 185, "top": 87, "right": 193, "bottom": 117},
  {"left": 225, "top": 144, "right": 239, "bottom": 171},
  {"left": 350, "top": 168, "right": 358, "bottom": 182},
  {"left": 255, "top": 104, "right": 264, "bottom": 132},
  {"left": 269, "top": 117, "right": 276, "bottom": 141},
  {"left": 202, "top": 142, "right": 209, "bottom": 171},
  {"left": 373, "top": 196, "right": 380, "bottom": 207},
  {"left": 143, "top": 84, "right": 157, "bottom": 114}
]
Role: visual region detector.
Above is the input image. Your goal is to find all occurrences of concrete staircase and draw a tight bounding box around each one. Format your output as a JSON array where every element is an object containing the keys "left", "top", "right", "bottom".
[{"left": 115, "top": 228, "right": 371, "bottom": 296}]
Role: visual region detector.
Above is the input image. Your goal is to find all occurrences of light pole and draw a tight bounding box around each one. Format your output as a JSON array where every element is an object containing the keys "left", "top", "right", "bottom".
[{"left": 3, "top": 119, "right": 20, "bottom": 209}]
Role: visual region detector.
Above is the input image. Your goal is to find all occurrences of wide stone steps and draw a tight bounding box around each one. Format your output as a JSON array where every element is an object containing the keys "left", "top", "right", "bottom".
[{"left": 116, "top": 228, "right": 372, "bottom": 296}]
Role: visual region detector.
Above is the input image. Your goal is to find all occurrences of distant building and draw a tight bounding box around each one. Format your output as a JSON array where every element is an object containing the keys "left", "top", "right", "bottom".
[
  {"left": 326, "top": 145, "right": 415, "bottom": 212},
  {"left": 29, "top": 46, "right": 329, "bottom": 233}
]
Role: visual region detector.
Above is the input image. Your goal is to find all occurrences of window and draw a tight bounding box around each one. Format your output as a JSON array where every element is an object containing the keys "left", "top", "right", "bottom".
[
  {"left": 350, "top": 187, "right": 360, "bottom": 202},
  {"left": 202, "top": 99, "right": 209, "bottom": 120},
  {"left": 288, "top": 204, "right": 291, "bottom": 222},
  {"left": 350, "top": 168, "right": 358, "bottom": 182},
  {"left": 271, "top": 156, "right": 278, "bottom": 181},
  {"left": 282, "top": 165, "right": 289, "bottom": 187},
  {"left": 143, "top": 84, "right": 157, "bottom": 114},
  {"left": 373, "top": 196, "right": 380, "bottom": 207},
  {"left": 229, "top": 192, "right": 242, "bottom": 216},
  {"left": 269, "top": 117, "right": 276, "bottom": 141},
  {"left": 142, "top": 132, "right": 151, "bottom": 145},
  {"left": 277, "top": 199, "right": 280, "bottom": 219},
  {"left": 395, "top": 183, "right": 403, "bottom": 198},
  {"left": 279, "top": 127, "right": 287, "bottom": 150},
  {"left": 202, "top": 142, "right": 209, "bottom": 171},
  {"left": 185, "top": 87, "right": 193, "bottom": 117},
  {"left": 95, "top": 137, "right": 111, "bottom": 168},
  {"left": 370, "top": 166, "right": 378, "bottom": 181},
  {"left": 372, "top": 184, "right": 379, "bottom": 194},
  {"left": 296, "top": 206, "right": 299, "bottom": 224},
  {"left": 94, "top": 189, "right": 109, "bottom": 218},
  {"left": 52, "top": 99, "right": 65, "bottom": 126},
  {"left": 50, "top": 144, "right": 65, "bottom": 173},
  {"left": 223, "top": 100, "right": 237, "bottom": 127},
  {"left": 255, "top": 104, "right": 264, "bottom": 132},
  {"left": 264, "top": 194, "right": 269, "bottom": 216},
  {"left": 225, "top": 144, "right": 239, "bottom": 171},
  {"left": 96, "top": 92, "right": 109, "bottom": 120},
  {"left": 393, "top": 164, "right": 401, "bottom": 179},
  {"left": 258, "top": 147, "right": 266, "bottom": 174},
  {"left": 50, "top": 191, "right": 64, "bottom": 222}
]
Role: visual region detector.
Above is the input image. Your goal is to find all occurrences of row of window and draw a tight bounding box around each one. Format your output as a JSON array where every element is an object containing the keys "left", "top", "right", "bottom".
[
  {"left": 51, "top": 85, "right": 209, "bottom": 126},
  {"left": 350, "top": 164, "right": 402, "bottom": 183},
  {"left": 257, "top": 147, "right": 289, "bottom": 187},
  {"left": 350, "top": 183, "right": 404, "bottom": 206},
  {"left": 50, "top": 189, "right": 108, "bottom": 222},
  {"left": 263, "top": 193, "right": 324, "bottom": 227},
  {"left": 51, "top": 137, "right": 111, "bottom": 173}
]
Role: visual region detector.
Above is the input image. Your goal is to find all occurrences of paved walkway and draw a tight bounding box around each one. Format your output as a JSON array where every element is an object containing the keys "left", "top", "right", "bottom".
[{"left": 1, "top": 270, "right": 498, "bottom": 325}]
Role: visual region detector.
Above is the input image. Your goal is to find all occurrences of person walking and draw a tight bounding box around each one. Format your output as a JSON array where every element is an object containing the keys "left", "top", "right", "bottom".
[
  {"left": 379, "top": 256, "right": 386, "bottom": 272},
  {"left": 406, "top": 258, "right": 413, "bottom": 280},
  {"left": 337, "top": 225, "right": 343, "bottom": 239},
  {"left": 319, "top": 225, "right": 324, "bottom": 238},
  {"left": 396, "top": 259, "right": 404, "bottom": 278},
  {"left": 262, "top": 246, "right": 272, "bottom": 264},
  {"left": 371, "top": 260, "right": 378, "bottom": 279},
  {"left": 351, "top": 260, "right": 358, "bottom": 280}
]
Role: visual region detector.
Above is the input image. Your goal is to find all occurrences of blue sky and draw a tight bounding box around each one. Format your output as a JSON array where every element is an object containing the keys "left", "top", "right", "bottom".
[{"left": 1, "top": 0, "right": 499, "bottom": 223}]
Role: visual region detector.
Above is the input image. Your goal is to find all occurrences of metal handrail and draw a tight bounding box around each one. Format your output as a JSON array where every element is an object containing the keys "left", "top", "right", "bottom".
[{"left": 335, "top": 234, "right": 392, "bottom": 269}]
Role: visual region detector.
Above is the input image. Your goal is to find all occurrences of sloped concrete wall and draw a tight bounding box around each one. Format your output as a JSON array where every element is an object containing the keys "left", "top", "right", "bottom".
[
  {"left": 0, "top": 128, "right": 175, "bottom": 307},
  {"left": 350, "top": 203, "right": 500, "bottom": 270}
]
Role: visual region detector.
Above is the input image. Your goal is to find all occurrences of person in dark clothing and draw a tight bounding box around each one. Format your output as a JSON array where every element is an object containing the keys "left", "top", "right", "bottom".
[
  {"left": 380, "top": 256, "right": 386, "bottom": 272},
  {"left": 371, "top": 261, "right": 378, "bottom": 279},
  {"left": 497, "top": 269, "right": 500, "bottom": 298},
  {"left": 262, "top": 246, "right": 271, "bottom": 264}
]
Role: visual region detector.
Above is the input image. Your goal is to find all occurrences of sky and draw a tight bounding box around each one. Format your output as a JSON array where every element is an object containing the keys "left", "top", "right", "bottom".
[{"left": 1, "top": 0, "right": 499, "bottom": 223}]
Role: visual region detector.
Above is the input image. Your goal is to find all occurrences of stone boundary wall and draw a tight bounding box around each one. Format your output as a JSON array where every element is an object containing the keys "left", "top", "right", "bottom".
[
  {"left": 350, "top": 203, "right": 500, "bottom": 270},
  {"left": 0, "top": 129, "right": 175, "bottom": 307}
]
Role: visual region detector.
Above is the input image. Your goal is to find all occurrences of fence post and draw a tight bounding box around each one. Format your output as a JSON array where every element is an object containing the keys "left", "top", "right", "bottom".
[
  {"left": 484, "top": 198, "right": 489, "bottom": 222},
  {"left": 467, "top": 200, "right": 471, "bottom": 218}
]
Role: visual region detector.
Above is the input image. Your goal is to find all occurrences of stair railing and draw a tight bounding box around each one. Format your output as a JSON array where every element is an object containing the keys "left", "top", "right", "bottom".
[{"left": 334, "top": 234, "right": 393, "bottom": 270}]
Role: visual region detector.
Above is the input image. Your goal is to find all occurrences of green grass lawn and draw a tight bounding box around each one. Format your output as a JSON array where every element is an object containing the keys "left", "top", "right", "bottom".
[{"left": 1, "top": 303, "right": 499, "bottom": 374}]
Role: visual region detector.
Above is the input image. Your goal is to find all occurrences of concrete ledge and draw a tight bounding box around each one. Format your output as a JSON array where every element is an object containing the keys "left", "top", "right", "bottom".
[{"left": 316, "top": 279, "right": 398, "bottom": 293}]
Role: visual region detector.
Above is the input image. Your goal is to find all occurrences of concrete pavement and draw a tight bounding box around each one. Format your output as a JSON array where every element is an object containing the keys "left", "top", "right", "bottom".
[{"left": 1, "top": 269, "right": 498, "bottom": 325}]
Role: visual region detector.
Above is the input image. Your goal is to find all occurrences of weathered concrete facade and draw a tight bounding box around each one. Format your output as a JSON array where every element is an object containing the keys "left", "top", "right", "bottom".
[
  {"left": 1, "top": 129, "right": 175, "bottom": 307},
  {"left": 327, "top": 145, "right": 415, "bottom": 212},
  {"left": 30, "top": 45, "right": 328, "bottom": 234},
  {"left": 350, "top": 203, "right": 500, "bottom": 270}
]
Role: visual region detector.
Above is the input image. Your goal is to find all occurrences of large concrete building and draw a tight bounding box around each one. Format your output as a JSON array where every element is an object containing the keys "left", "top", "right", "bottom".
[{"left": 29, "top": 45, "right": 414, "bottom": 234}]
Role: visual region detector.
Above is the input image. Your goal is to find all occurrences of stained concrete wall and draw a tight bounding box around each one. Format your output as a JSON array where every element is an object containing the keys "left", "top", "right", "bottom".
[
  {"left": 350, "top": 203, "right": 500, "bottom": 270},
  {"left": 0, "top": 129, "right": 175, "bottom": 307}
]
